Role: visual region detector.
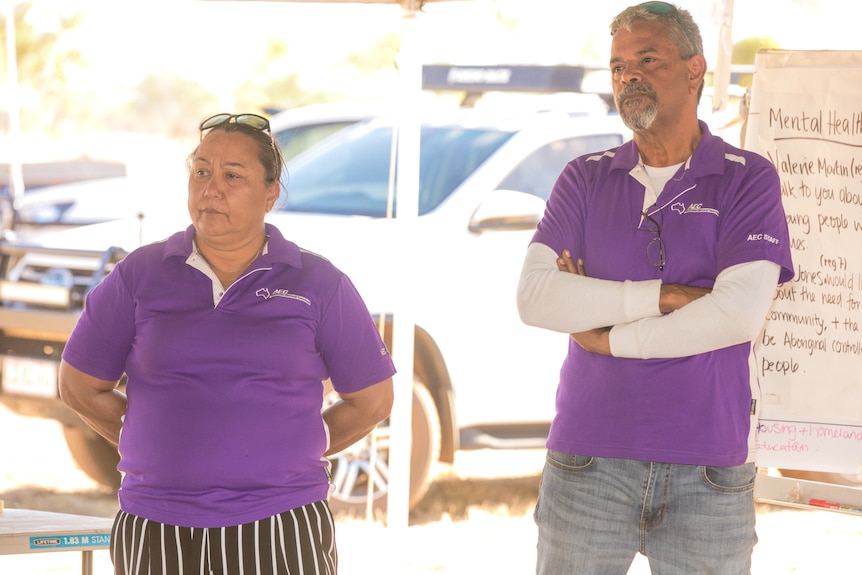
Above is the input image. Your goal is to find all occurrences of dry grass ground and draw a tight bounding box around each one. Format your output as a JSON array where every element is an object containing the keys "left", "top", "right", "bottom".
[{"left": 2, "top": 404, "right": 861, "bottom": 574}]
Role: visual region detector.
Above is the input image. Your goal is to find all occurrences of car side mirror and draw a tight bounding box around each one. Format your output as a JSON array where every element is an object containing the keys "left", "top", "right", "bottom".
[{"left": 468, "top": 189, "right": 546, "bottom": 234}]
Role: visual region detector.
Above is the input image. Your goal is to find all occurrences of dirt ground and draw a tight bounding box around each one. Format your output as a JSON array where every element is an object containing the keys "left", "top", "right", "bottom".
[{"left": 2, "top": 403, "right": 861, "bottom": 575}]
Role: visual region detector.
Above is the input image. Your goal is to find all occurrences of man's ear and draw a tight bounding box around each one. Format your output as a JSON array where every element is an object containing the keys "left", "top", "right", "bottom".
[{"left": 688, "top": 55, "right": 708, "bottom": 82}]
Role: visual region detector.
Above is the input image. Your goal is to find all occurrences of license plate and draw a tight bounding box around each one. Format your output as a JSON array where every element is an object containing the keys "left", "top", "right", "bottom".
[{"left": 2, "top": 356, "right": 58, "bottom": 398}]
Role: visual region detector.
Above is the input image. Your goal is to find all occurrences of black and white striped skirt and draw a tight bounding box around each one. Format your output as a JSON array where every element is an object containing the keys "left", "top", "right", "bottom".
[{"left": 110, "top": 500, "right": 337, "bottom": 575}]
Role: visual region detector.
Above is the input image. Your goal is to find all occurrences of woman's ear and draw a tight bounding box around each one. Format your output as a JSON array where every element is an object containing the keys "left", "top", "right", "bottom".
[{"left": 265, "top": 182, "right": 280, "bottom": 213}]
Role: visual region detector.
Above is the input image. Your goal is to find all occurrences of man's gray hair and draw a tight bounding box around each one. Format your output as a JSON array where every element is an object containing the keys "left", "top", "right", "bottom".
[{"left": 610, "top": 3, "right": 703, "bottom": 60}]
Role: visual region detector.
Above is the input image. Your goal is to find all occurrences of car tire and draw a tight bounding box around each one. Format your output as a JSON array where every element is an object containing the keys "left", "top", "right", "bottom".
[
  {"left": 62, "top": 424, "right": 120, "bottom": 491},
  {"left": 328, "top": 379, "right": 441, "bottom": 517}
]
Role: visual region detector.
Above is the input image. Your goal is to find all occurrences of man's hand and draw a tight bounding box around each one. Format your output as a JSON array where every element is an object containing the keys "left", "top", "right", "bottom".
[
  {"left": 570, "top": 326, "right": 612, "bottom": 354},
  {"left": 556, "top": 249, "right": 585, "bottom": 276},
  {"left": 555, "top": 249, "right": 714, "bottom": 355},
  {"left": 556, "top": 250, "right": 613, "bottom": 355},
  {"left": 659, "top": 283, "right": 711, "bottom": 313}
]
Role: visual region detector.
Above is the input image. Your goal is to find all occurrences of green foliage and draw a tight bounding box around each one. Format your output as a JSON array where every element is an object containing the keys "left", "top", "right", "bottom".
[
  {"left": 1, "top": 2, "right": 85, "bottom": 79},
  {"left": 1, "top": 4, "right": 397, "bottom": 143},
  {"left": 344, "top": 31, "right": 399, "bottom": 73},
  {"left": 233, "top": 35, "right": 396, "bottom": 116},
  {"left": 112, "top": 73, "right": 220, "bottom": 141},
  {"left": 0, "top": 1, "right": 85, "bottom": 134},
  {"left": 732, "top": 36, "right": 780, "bottom": 65},
  {"left": 233, "top": 39, "right": 315, "bottom": 114},
  {"left": 732, "top": 36, "right": 780, "bottom": 87}
]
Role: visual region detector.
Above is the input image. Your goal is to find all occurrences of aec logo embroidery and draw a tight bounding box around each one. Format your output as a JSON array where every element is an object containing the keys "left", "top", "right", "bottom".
[
  {"left": 671, "top": 201, "right": 719, "bottom": 216},
  {"left": 256, "top": 287, "right": 311, "bottom": 305}
]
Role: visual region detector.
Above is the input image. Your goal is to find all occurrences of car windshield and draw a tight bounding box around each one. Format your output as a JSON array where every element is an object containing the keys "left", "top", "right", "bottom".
[
  {"left": 274, "top": 121, "right": 360, "bottom": 161},
  {"left": 278, "top": 122, "right": 513, "bottom": 217}
]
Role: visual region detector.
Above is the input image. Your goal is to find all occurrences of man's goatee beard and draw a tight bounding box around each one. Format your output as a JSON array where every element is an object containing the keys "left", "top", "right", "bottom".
[{"left": 617, "top": 85, "right": 658, "bottom": 131}]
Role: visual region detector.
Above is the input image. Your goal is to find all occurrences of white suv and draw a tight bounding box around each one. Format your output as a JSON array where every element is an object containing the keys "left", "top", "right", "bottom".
[
  {"left": 0, "top": 106, "right": 630, "bottom": 514},
  {"left": 11, "top": 101, "right": 386, "bottom": 241}
]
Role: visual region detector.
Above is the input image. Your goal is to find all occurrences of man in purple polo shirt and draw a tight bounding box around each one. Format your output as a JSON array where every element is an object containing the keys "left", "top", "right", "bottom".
[
  {"left": 517, "top": 3, "right": 793, "bottom": 574},
  {"left": 60, "top": 113, "right": 394, "bottom": 575}
]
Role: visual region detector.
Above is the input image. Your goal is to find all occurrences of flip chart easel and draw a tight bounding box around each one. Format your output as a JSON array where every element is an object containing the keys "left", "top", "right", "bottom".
[{"left": 745, "top": 50, "right": 862, "bottom": 511}]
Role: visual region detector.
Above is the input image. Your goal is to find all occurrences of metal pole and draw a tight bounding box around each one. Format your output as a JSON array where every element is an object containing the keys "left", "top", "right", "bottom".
[
  {"left": 4, "top": 0, "right": 25, "bottom": 224},
  {"left": 712, "top": 0, "right": 734, "bottom": 113},
  {"left": 385, "top": 0, "right": 420, "bottom": 571},
  {"left": 82, "top": 550, "right": 94, "bottom": 575}
]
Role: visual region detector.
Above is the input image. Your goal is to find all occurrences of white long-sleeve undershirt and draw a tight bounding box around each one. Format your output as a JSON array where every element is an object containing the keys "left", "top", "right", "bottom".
[{"left": 516, "top": 242, "right": 781, "bottom": 359}]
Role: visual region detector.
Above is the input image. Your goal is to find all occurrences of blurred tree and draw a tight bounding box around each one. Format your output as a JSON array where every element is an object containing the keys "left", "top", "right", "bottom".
[
  {"left": 234, "top": 39, "right": 333, "bottom": 115},
  {"left": 337, "top": 31, "right": 400, "bottom": 100},
  {"left": 3, "top": 3, "right": 402, "bottom": 144},
  {"left": 732, "top": 35, "right": 780, "bottom": 87},
  {"left": 0, "top": 1, "right": 85, "bottom": 135},
  {"left": 235, "top": 32, "right": 401, "bottom": 115},
  {"left": 110, "top": 73, "right": 220, "bottom": 141},
  {"left": 344, "top": 31, "right": 399, "bottom": 74},
  {"left": 494, "top": 4, "right": 519, "bottom": 31}
]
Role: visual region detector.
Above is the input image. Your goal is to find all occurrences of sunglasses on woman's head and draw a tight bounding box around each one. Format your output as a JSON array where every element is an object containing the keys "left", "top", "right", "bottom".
[{"left": 199, "top": 113, "right": 271, "bottom": 134}]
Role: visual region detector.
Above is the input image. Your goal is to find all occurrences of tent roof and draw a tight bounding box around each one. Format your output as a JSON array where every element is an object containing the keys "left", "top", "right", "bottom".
[{"left": 206, "top": 1, "right": 462, "bottom": 3}]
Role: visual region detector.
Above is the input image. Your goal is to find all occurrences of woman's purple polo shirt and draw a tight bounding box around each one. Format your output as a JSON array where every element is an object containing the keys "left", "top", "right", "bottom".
[{"left": 62, "top": 223, "right": 396, "bottom": 528}]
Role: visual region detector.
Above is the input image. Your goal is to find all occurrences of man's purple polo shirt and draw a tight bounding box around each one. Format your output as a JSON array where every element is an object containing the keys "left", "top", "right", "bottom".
[
  {"left": 63, "top": 223, "right": 396, "bottom": 528},
  {"left": 531, "top": 122, "right": 794, "bottom": 467}
]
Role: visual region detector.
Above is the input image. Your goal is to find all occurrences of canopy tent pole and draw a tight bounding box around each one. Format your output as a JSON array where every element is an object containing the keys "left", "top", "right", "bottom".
[
  {"left": 384, "top": 0, "right": 421, "bottom": 568},
  {"left": 711, "top": 0, "right": 734, "bottom": 112},
  {"left": 3, "top": 1, "right": 25, "bottom": 233}
]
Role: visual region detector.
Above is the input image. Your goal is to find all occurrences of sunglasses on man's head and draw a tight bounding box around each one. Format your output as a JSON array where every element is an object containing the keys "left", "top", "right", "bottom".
[
  {"left": 199, "top": 113, "right": 271, "bottom": 134},
  {"left": 638, "top": 1, "right": 677, "bottom": 14}
]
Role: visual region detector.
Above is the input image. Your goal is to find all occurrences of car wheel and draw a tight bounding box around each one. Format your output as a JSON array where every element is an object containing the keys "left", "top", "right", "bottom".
[
  {"left": 62, "top": 425, "right": 120, "bottom": 491},
  {"left": 327, "top": 379, "right": 441, "bottom": 517}
]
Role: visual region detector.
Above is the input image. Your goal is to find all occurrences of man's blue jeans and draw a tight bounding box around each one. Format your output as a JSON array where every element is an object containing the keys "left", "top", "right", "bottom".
[{"left": 535, "top": 451, "right": 757, "bottom": 575}]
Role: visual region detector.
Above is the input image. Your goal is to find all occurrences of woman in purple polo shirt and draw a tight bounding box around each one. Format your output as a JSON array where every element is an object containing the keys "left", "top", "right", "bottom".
[{"left": 58, "top": 113, "right": 395, "bottom": 575}]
